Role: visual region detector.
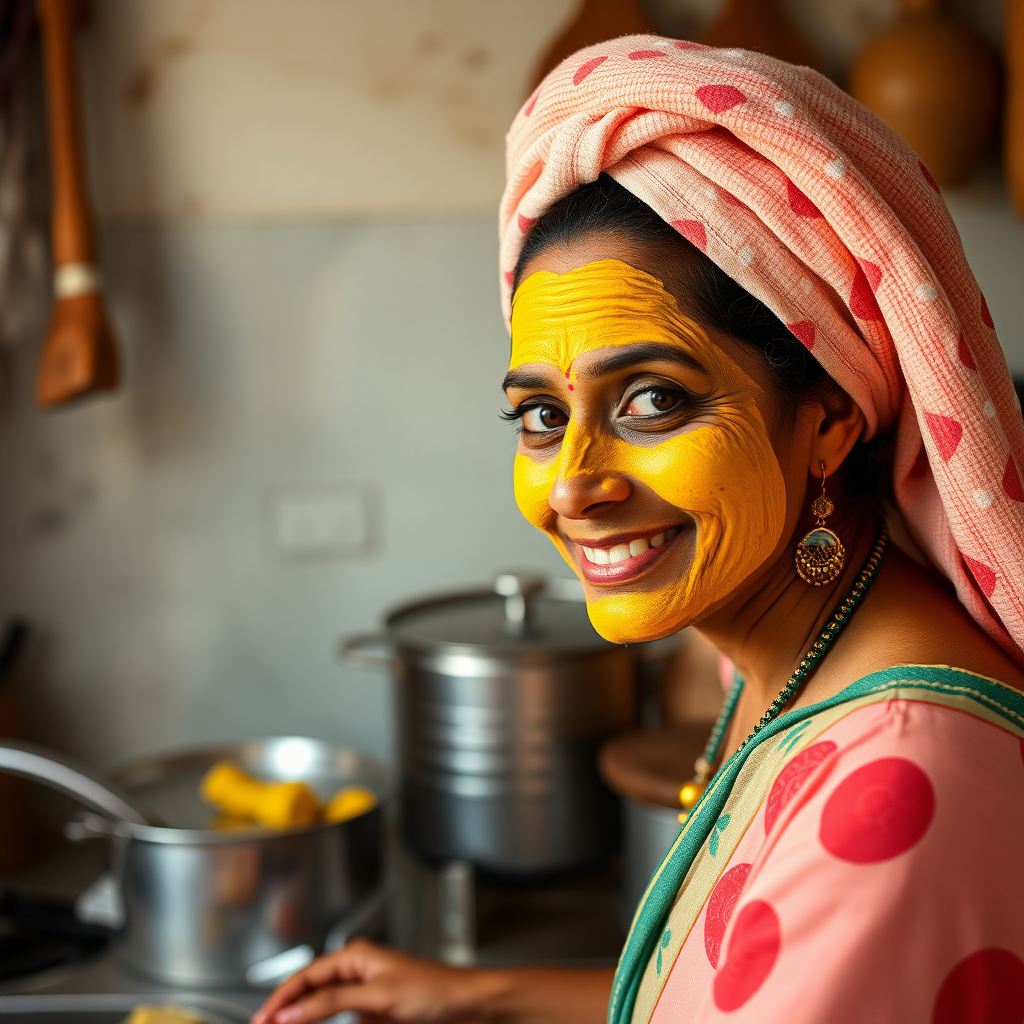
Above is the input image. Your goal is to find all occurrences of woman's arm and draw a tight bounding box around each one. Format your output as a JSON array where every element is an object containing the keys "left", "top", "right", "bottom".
[{"left": 251, "top": 939, "right": 613, "bottom": 1024}]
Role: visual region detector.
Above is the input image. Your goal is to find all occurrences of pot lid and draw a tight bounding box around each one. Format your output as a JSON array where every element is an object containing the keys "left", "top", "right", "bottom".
[{"left": 386, "top": 574, "right": 617, "bottom": 657}]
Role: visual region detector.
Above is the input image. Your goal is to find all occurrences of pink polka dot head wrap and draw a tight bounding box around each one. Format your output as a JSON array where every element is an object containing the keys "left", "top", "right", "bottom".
[{"left": 499, "top": 36, "right": 1024, "bottom": 663}]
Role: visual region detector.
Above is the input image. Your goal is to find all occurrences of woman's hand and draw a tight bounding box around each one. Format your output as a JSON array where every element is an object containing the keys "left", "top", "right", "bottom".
[
  {"left": 251, "top": 939, "right": 613, "bottom": 1024},
  {"left": 251, "top": 940, "right": 489, "bottom": 1024}
]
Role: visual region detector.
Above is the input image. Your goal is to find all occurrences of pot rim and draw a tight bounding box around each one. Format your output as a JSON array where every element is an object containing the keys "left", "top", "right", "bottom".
[{"left": 105, "top": 735, "right": 395, "bottom": 843}]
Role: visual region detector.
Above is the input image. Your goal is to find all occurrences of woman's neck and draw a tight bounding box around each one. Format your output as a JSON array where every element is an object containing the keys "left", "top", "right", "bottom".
[{"left": 696, "top": 506, "right": 879, "bottom": 726}]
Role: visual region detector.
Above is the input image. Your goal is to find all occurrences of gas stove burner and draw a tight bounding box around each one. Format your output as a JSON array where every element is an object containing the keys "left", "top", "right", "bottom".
[{"left": 0, "top": 889, "right": 108, "bottom": 982}]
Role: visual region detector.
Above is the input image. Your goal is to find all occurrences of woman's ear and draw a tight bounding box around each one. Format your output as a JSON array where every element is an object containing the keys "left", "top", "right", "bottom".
[{"left": 806, "top": 383, "right": 866, "bottom": 477}]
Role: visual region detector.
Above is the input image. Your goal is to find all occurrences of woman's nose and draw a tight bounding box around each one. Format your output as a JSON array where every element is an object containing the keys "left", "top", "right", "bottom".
[{"left": 548, "top": 471, "right": 633, "bottom": 519}]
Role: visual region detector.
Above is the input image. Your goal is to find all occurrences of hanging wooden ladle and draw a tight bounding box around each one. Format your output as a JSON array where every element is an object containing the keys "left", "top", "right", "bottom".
[{"left": 35, "top": 0, "right": 118, "bottom": 408}]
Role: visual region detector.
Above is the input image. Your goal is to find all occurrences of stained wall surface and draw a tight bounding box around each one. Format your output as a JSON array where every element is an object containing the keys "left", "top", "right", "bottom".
[{"left": 0, "top": 0, "right": 1021, "bottom": 771}]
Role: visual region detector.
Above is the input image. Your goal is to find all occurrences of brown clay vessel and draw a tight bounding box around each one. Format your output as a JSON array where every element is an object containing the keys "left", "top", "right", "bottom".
[
  {"left": 849, "top": 0, "right": 1000, "bottom": 186},
  {"left": 699, "top": 0, "right": 818, "bottom": 68},
  {"left": 531, "top": 0, "right": 651, "bottom": 90},
  {"left": 1006, "top": 0, "right": 1024, "bottom": 216}
]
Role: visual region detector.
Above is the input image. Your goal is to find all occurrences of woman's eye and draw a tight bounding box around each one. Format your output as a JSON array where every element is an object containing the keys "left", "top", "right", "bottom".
[
  {"left": 522, "top": 405, "right": 568, "bottom": 432},
  {"left": 623, "top": 387, "right": 683, "bottom": 417}
]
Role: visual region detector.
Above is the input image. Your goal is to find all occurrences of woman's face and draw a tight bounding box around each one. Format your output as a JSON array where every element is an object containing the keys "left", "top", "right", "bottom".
[{"left": 505, "top": 238, "right": 802, "bottom": 644}]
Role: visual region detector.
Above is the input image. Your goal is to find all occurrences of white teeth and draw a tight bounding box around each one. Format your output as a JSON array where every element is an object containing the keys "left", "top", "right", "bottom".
[{"left": 581, "top": 530, "right": 678, "bottom": 566}]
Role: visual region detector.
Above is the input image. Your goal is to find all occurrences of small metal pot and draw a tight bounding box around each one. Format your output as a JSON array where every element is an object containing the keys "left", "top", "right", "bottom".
[
  {"left": 343, "top": 574, "right": 647, "bottom": 876},
  {"left": 0, "top": 737, "right": 390, "bottom": 988}
]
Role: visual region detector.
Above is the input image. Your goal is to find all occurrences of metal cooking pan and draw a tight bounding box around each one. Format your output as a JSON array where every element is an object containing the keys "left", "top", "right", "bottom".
[
  {"left": 0, "top": 737, "right": 392, "bottom": 988},
  {"left": 0, "top": 993, "right": 248, "bottom": 1023}
]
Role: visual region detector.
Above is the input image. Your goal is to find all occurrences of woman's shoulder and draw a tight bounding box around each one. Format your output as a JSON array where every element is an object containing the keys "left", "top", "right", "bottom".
[
  {"left": 710, "top": 678, "right": 1024, "bottom": 1024},
  {"left": 777, "top": 670, "right": 1024, "bottom": 825},
  {"left": 835, "top": 544, "right": 1024, "bottom": 693}
]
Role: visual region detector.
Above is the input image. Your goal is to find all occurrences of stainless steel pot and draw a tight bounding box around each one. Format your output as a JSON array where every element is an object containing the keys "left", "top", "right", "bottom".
[
  {"left": 342, "top": 574, "right": 643, "bottom": 876},
  {"left": 0, "top": 737, "right": 390, "bottom": 988}
]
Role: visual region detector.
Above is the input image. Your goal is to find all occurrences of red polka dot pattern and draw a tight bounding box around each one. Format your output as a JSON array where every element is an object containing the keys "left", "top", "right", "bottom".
[
  {"left": 713, "top": 900, "right": 781, "bottom": 1011},
  {"left": 786, "top": 320, "right": 816, "bottom": 350},
  {"left": 704, "top": 862, "right": 752, "bottom": 968},
  {"left": 820, "top": 757, "right": 935, "bottom": 863},
  {"left": 673, "top": 40, "right": 708, "bottom": 50},
  {"left": 958, "top": 333, "right": 977, "bottom": 370},
  {"left": 503, "top": 270, "right": 515, "bottom": 288},
  {"left": 672, "top": 219, "right": 706, "bottom": 252},
  {"left": 517, "top": 213, "right": 535, "bottom": 234},
  {"left": 964, "top": 555, "right": 997, "bottom": 597},
  {"left": 924, "top": 411, "right": 963, "bottom": 463},
  {"left": 981, "top": 294, "right": 995, "bottom": 328},
  {"left": 849, "top": 265, "right": 884, "bottom": 321},
  {"left": 786, "top": 179, "right": 822, "bottom": 218},
  {"left": 695, "top": 84, "right": 746, "bottom": 114},
  {"left": 933, "top": 948, "right": 1024, "bottom": 1024},
  {"left": 573, "top": 56, "right": 607, "bottom": 86},
  {"left": 858, "top": 258, "right": 883, "bottom": 290},
  {"left": 1003, "top": 456, "right": 1024, "bottom": 502},
  {"left": 764, "top": 741, "right": 836, "bottom": 833},
  {"left": 629, "top": 50, "right": 665, "bottom": 60}
]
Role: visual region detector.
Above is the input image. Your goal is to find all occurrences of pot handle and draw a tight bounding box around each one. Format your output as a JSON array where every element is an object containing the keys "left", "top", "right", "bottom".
[
  {"left": 339, "top": 632, "right": 397, "bottom": 672},
  {"left": 0, "top": 739, "right": 153, "bottom": 826}
]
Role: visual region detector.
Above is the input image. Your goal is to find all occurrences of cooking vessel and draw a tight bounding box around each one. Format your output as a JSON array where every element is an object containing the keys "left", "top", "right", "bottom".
[
  {"left": 0, "top": 994, "right": 248, "bottom": 1023},
  {"left": 0, "top": 737, "right": 390, "bottom": 988},
  {"left": 598, "top": 723, "right": 711, "bottom": 927},
  {"left": 342, "top": 574, "right": 666, "bottom": 876}
]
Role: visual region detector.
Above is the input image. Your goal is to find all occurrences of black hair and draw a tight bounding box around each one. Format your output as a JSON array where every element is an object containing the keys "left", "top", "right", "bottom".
[{"left": 512, "top": 175, "right": 891, "bottom": 498}]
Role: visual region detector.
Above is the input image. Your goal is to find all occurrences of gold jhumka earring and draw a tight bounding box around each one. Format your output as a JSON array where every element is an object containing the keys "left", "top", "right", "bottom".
[{"left": 794, "top": 463, "right": 845, "bottom": 585}]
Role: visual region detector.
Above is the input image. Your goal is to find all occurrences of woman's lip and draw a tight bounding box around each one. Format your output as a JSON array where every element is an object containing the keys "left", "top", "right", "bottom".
[{"left": 573, "top": 528, "right": 682, "bottom": 585}]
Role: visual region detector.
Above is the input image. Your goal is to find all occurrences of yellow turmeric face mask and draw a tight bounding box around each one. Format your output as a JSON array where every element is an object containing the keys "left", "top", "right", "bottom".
[{"left": 508, "top": 259, "right": 787, "bottom": 643}]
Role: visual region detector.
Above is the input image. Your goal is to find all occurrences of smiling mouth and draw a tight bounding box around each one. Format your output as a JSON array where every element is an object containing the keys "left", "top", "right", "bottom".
[{"left": 573, "top": 527, "right": 682, "bottom": 584}]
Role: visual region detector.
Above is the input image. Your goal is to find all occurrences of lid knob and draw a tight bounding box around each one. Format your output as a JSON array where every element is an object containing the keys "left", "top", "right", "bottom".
[{"left": 494, "top": 573, "right": 546, "bottom": 634}]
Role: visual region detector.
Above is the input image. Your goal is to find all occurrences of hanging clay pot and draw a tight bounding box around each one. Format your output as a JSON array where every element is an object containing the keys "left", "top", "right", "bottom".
[
  {"left": 699, "top": 0, "right": 818, "bottom": 69},
  {"left": 530, "top": 0, "right": 651, "bottom": 91},
  {"left": 849, "top": 0, "right": 1000, "bottom": 187},
  {"left": 1006, "top": 0, "right": 1024, "bottom": 217}
]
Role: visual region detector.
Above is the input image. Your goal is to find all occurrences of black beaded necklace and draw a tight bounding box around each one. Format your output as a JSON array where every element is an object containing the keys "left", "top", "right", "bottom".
[{"left": 678, "top": 521, "right": 889, "bottom": 819}]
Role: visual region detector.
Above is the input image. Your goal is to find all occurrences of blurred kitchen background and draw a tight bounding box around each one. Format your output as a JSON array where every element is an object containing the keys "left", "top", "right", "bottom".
[
  {"left": 1, "top": 0, "right": 1024, "bottom": 1011},
  {"left": 3, "top": 0, "right": 1021, "bottom": 786}
]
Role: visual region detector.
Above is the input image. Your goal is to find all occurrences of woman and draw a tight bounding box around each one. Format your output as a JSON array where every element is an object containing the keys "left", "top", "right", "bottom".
[{"left": 255, "top": 36, "right": 1024, "bottom": 1024}]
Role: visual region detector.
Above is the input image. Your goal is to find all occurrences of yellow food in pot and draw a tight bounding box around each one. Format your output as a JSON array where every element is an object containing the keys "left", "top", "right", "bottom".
[
  {"left": 122, "top": 1006, "right": 204, "bottom": 1024},
  {"left": 324, "top": 785, "right": 377, "bottom": 823},
  {"left": 200, "top": 762, "right": 321, "bottom": 830}
]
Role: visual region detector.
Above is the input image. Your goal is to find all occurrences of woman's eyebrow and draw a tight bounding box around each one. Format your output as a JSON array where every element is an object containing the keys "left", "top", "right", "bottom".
[
  {"left": 581, "top": 342, "right": 704, "bottom": 378},
  {"left": 502, "top": 342, "right": 704, "bottom": 392},
  {"left": 502, "top": 368, "right": 556, "bottom": 393}
]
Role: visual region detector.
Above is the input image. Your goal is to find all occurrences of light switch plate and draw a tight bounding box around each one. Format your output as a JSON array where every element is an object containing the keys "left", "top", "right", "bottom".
[{"left": 270, "top": 485, "right": 369, "bottom": 559}]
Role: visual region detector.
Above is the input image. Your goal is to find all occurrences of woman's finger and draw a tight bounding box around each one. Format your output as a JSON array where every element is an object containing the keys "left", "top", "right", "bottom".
[
  {"left": 252, "top": 946, "right": 374, "bottom": 1024},
  {"left": 268, "top": 981, "right": 396, "bottom": 1024}
]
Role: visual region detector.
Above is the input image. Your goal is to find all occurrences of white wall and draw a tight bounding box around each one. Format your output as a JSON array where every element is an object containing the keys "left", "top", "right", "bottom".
[
  {"left": 1, "top": 0, "right": 1022, "bottom": 773},
  {"left": 0, "top": 216, "right": 566, "bottom": 769},
  {"left": 78, "top": 0, "right": 576, "bottom": 219}
]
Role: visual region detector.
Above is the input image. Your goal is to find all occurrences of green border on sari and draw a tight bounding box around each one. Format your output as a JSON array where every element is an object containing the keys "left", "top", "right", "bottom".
[{"left": 607, "top": 665, "right": 1024, "bottom": 1024}]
